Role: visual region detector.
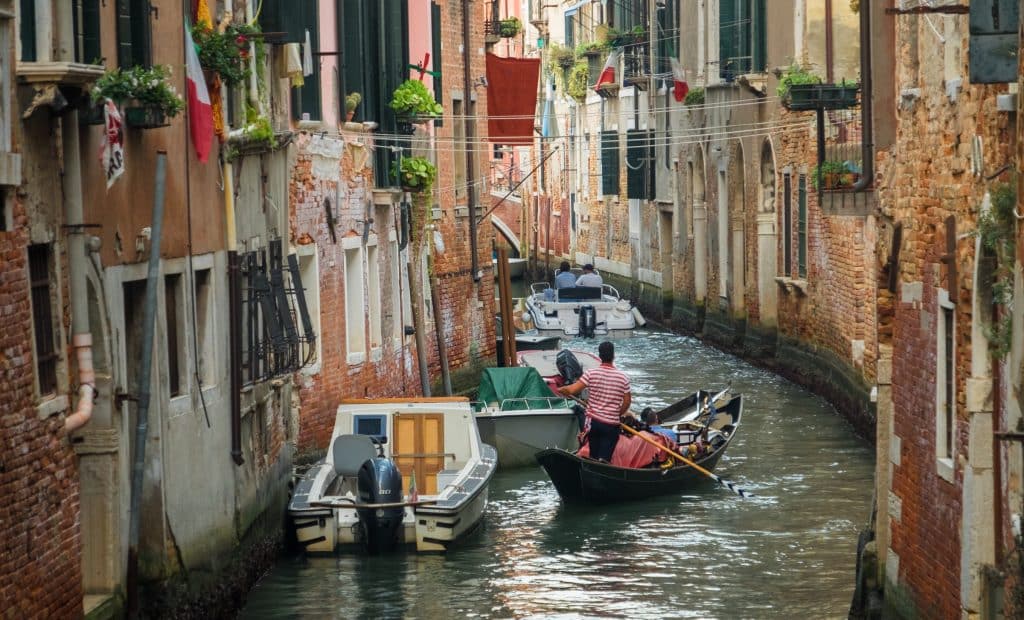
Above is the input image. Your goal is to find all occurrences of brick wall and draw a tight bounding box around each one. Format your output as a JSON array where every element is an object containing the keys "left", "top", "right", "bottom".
[{"left": 0, "top": 197, "right": 82, "bottom": 617}]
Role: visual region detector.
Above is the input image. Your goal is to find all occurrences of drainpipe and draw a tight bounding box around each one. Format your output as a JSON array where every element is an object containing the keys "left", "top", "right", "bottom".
[
  {"left": 222, "top": 67, "right": 243, "bottom": 464},
  {"left": 62, "top": 110, "right": 98, "bottom": 432},
  {"left": 851, "top": 0, "right": 873, "bottom": 192},
  {"left": 126, "top": 151, "right": 168, "bottom": 618},
  {"left": 824, "top": 0, "right": 834, "bottom": 83},
  {"left": 463, "top": 0, "right": 480, "bottom": 282}
]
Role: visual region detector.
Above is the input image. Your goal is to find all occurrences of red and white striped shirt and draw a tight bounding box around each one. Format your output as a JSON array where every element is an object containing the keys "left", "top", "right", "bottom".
[{"left": 580, "top": 363, "right": 631, "bottom": 425}]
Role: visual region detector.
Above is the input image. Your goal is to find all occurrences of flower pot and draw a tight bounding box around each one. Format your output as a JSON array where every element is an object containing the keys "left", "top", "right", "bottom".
[
  {"left": 784, "top": 84, "right": 819, "bottom": 111},
  {"left": 79, "top": 104, "right": 106, "bottom": 126},
  {"left": 124, "top": 106, "right": 169, "bottom": 129},
  {"left": 346, "top": 111, "right": 355, "bottom": 122}
]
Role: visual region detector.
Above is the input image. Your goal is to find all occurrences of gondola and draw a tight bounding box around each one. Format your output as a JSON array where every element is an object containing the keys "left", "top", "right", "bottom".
[{"left": 535, "top": 391, "right": 742, "bottom": 503}]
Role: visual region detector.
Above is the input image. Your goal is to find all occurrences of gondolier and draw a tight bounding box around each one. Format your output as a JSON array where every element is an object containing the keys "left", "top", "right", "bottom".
[{"left": 558, "top": 341, "right": 631, "bottom": 462}]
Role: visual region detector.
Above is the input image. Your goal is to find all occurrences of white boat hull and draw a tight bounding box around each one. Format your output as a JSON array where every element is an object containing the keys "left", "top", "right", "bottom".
[
  {"left": 524, "top": 284, "right": 642, "bottom": 337},
  {"left": 475, "top": 409, "right": 579, "bottom": 468}
]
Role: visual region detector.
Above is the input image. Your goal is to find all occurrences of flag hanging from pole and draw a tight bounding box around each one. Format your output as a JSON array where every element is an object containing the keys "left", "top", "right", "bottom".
[
  {"left": 670, "top": 58, "right": 689, "bottom": 102},
  {"left": 185, "top": 22, "right": 214, "bottom": 163},
  {"left": 595, "top": 49, "right": 620, "bottom": 88},
  {"left": 101, "top": 99, "right": 125, "bottom": 189}
]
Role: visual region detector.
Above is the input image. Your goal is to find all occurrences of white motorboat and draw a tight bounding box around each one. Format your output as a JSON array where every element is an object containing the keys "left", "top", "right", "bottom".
[
  {"left": 492, "top": 256, "right": 527, "bottom": 279},
  {"left": 288, "top": 397, "right": 497, "bottom": 553},
  {"left": 473, "top": 367, "right": 582, "bottom": 468},
  {"left": 524, "top": 282, "right": 645, "bottom": 337}
]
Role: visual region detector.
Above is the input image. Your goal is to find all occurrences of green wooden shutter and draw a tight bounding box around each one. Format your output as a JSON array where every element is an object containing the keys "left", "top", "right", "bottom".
[
  {"left": 719, "top": 0, "right": 736, "bottom": 80},
  {"left": 431, "top": 2, "right": 443, "bottom": 127},
  {"left": 969, "top": 0, "right": 1020, "bottom": 83},
  {"left": 19, "top": 0, "right": 36, "bottom": 62},
  {"left": 342, "top": 0, "right": 366, "bottom": 115},
  {"left": 798, "top": 174, "right": 807, "bottom": 278},
  {"left": 626, "top": 130, "right": 654, "bottom": 200},
  {"left": 752, "top": 0, "right": 766, "bottom": 73},
  {"left": 73, "top": 0, "right": 102, "bottom": 64},
  {"left": 601, "top": 131, "right": 620, "bottom": 196},
  {"left": 115, "top": 0, "right": 132, "bottom": 67},
  {"left": 291, "top": 0, "right": 321, "bottom": 121},
  {"left": 260, "top": 0, "right": 306, "bottom": 43},
  {"left": 129, "top": 0, "right": 152, "bottom": 66}
]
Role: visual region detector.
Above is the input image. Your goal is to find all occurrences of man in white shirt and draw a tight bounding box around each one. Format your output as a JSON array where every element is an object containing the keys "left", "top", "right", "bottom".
[{"left": 575, "top": 264, "right": 603, "bottom": 288}]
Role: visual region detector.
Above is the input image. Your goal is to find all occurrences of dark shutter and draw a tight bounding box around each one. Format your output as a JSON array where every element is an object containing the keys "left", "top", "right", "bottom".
[
  {"left": 116, "top": 0, "right": 132, "bottom": 67},
  {"left": 601, "top": 131, "right": 620, "bottom": 196},
  {"left": 719, "top": 0, "right": 737, "bottom": 80},
  {"left": 431, "top": 2, "right": 443, "bottom": 127},
  {"left": 19, "top": 0, "right": 36, "bottom": 62},
  {"left": 565, "top": 12, "right": 574, "bottom": 48},
  {"left": 342, "top": 0, "right": 366, "bottom": 115},
  {"left": 797, "top": 174, "right": 807, "bottom": 278},
  {"left": 259, "top": 0, "right": 308, "bottom": 43},
  {"left": 291, "top": 0, "right": 321, "bottom": 120},
  {"left": 73, "top": 0, "right": 102, "bottom": 64},
  {"left": 626, "top": 129, "right": 654, "bottom": 200},
  {"left": 752, "top": 0, "right": 766, "bottom": 73},
  {"left": 375, "top": 0, "right": 410, "bottom": 187},
  {"left": 969, "top": 0, "right": 1020, "bottom": 83},
  {"left": 783, "top": 173, "right": 792, "bottom": 276},
  {"left": 129, "top": 0, "right": 152, "bottom": 66}
]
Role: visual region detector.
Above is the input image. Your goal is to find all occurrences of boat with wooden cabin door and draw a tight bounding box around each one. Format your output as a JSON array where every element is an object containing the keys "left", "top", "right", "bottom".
[{"left": 288, "top": 398, "right": 497, "bottom": 553}]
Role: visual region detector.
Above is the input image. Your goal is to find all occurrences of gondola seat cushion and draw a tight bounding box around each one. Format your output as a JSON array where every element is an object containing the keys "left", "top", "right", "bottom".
[{"left": 332, "top": 434, "right": 378, "bottom": 477}]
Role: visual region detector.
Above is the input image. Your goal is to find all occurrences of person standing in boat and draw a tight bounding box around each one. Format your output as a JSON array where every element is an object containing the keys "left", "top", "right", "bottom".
[
  {"left": 559, "top": 341, "right": 631, "bottom": 462},
  {"left": 554, "top": 261, "right": 576, "bottom": 289},
  {"left": 575, "top": 263, "right": 603, "bottom": 288}
]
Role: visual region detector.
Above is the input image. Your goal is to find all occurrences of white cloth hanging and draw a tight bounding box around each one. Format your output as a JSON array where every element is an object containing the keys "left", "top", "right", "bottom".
[{"left": 303, "top": 30, "right": 314, "bottom": 77}]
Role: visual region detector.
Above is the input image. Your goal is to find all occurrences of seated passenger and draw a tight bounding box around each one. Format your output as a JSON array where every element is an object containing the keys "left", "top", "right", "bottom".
[
  {"left": 575, "top": 263, "right": 603, "bottom": 288},
  {"left": 554, "top": 261, "right": 577, "bottom": 289},
  {"left": 643, "top": 408, "right": 677, "bottom": 444}
]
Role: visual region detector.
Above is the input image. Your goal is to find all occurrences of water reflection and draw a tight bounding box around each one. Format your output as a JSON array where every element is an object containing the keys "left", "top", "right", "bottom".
[{"left": 242, "top": 330, "right": 872, "bottom": 619}]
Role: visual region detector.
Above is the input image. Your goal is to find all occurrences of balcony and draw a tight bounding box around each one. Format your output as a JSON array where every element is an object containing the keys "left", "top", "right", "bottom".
[
  {"left": 622, "top": 44, "right": 650, "bottom": 91},
  {"left": 817, "top": 108, "right": 873, "bottom": 216}
]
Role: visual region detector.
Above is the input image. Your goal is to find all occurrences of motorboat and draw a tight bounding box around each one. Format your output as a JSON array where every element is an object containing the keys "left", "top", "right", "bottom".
[
  {"left": 536, "top": 389, "right": 743, "bottom": 503},
  {"left": 524, "top": 282, "right": 645, "bottom": 337},
  {"left": 473, "top": 367, "right": 582, "bottom": 469},
  {"left": 288, "top": 397, "right": 497, "bottom": 553},
  {"left": 517, "top": 348, "right": 600, "bottom": 394},
  {"left": 492, "top": 256, "right": 527, "bottom": 279}
]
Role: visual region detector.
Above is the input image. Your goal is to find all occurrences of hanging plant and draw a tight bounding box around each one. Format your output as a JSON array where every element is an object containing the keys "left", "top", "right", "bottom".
[
  {"left": 567, "top": 61, "right": 589, "bottom": 102},
  {"left": 777, "top": 63, "right": 822, "bottom": 99},
  {"left": 393, "top": 156, "right": 437, "bottom": 192},
  {"left": 192, "top": 22, "right": 260, "bottom": 88},
  {"left": 546, "top": 44, "right": 576, "bottom": 71},
  {"left": 576, "top": 41, "right": 610, "bottom": 57},
  {"left": 499, "top": 16, "right": 522, "bottom": 38},
  {"left": 390, "top": 79, "right": 443, "bottom": 120},
  {"left": 91, "top": 65, "right": 185, "bottom": 119},
  {"left": 684, "top": 87, "right": 705, "bottom": 106},
  {"left": 977, "top": 181, "right": 1017, "bottom": 358}
]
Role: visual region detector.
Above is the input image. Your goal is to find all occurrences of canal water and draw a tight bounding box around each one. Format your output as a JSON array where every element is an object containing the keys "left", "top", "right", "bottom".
[{"left": 242, "top": 330, "right": 874, "bottom": 619}]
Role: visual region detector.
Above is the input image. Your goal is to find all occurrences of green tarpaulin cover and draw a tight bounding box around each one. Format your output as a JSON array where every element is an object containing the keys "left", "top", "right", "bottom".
[{"left": 476, "top": 367, "right": 568, "bottom": 411}]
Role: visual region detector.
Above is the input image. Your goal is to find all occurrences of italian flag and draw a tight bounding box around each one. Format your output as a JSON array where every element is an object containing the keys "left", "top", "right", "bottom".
[
  {"left": 185, "top": 22, "right": 214, "bottom": 163},
  {"left": 594, "top": 49, "right": 620, "bottom": 88}
]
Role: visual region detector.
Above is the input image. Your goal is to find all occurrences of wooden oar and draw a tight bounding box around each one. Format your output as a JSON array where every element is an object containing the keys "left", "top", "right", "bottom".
[{"left": 618, "top": 423, "right": 755, "bottom": 499}]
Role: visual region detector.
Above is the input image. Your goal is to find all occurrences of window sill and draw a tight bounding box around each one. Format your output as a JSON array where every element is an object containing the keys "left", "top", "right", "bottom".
[
  {"left": 370, "top": 347, "right": 383, "bottom": 363},
  {"left": 936, "top": 457, "right": 954, "bottom": 483},
  {"left": 17, "top": 61, "right": 105, "bottom": 86},
  {"left": 37, "top": 394, "right": 69, "bottom": 420},
  {"left": 774, "top": 276, "right": 808, "bottom": 296},
  {"left": 347, "top": 352, "right": 366, "bottom": 366}
]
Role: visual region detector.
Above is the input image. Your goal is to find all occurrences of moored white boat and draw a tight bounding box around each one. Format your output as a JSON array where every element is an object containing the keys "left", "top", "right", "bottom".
[
  {"left": 288, "top": 397, "right": 497, "bottom": 553},
  {"left": 524, "top": 282, "right": 645, "bottom": 337}
]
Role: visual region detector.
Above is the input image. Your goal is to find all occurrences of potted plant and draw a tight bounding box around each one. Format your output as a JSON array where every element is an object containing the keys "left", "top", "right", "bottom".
[
  {"left": 812, "top": 160, "right": 850, "bottom": 190},
  {"left": 390, "top": 79, "right": 443, "bottom": 123},
  {"left": 192, "top": 21, "right": 259, "bottom": 88},
  {"left": 345, "top": 92, "right": 361, "bottom": 122},
  {"left": 393, "top": 156, "right": 437, "bottom": 192},
  {"left": 778, "top": 63, "right": 822, "bottom": 110},
  {"left": 499, "top": 16, "right": 522, "bottom": 38},
  {"left": 566, "top": 61, "right": 589, "bottom": 103},
  {"left": 91, "top": 65, "right": 184, "bottom": 128},
  {"left": 547, "top": 44, "right": 576, "bottom": 70},
  {"left": 684, "top": 87, "right": 705, "bottom": 106}
]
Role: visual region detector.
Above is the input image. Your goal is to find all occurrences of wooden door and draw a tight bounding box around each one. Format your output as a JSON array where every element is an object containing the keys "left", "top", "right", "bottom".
[{"left": 392, "top": 414, "right": 445, "bottom": 496}]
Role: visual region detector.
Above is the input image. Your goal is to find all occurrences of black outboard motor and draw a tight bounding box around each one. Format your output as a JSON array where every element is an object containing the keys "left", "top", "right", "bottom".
[
  {"left": 556, "top": 349, "right": 584, "bottom": 384},
  {"left": 578, "top": 304, "right": 597, "bottom": 338},
  {"left": 356, "top": 457, "right": 405, "bottom": 553}
]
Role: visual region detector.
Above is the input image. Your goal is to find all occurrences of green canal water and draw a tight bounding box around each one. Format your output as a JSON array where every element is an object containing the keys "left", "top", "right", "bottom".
[{"left": 242, "top": 331, "right": 874, "bottom": 619}]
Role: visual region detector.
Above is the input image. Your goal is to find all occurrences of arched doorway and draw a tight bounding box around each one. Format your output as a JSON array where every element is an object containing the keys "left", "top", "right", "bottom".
[
  {"left": 728, "top": 143, "right": 746, "bottom": 315},
  {"left": 757, "top": 139, "right": 778, "bottom": 326}
]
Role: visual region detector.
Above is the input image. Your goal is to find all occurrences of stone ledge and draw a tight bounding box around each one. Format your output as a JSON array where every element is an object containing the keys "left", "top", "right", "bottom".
[
  {"left": 37, "top": 394, "right": 69, "bottom": 420},
  {"left": 774, "top": 276, "right": 808, "bottom": 296}
]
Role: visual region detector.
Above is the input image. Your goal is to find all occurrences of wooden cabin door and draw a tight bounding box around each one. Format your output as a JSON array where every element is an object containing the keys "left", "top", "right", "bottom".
[{"left": 392, "top": 413, "right": 445, "bottom": 496}]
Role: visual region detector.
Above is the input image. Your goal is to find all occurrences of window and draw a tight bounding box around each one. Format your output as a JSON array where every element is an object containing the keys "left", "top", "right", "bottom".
[
  {"left": 936, "top": 291, "right": 955, "bottom": 471},
  {"left": 600, "top": 131, "right": 619, "bottom": 196},
  {"left": 797, "top": 173, "right": 807, "bottom": 278},
  {"left": 611, "top": 1, "right": 642, "bottom": 30},
  {"left": 344, "top": 245, "right": 365, "bottom": 363},
  {"left": 72, "top": 0, "right": 101, "bottom": 65},
  {"left": 116, "top": 0, "right": 152, "bottom": 68},
  {"left": 354, "top": 414, "right": 387, "bottom": 443},
  {"left": 453, "top": 98, "right": 467, "bottom": 201},
  {"left": 719, "top": 0, "right": 766, "bottom": 81},
  {"left": 431, "top": 2, "right": 442, "bottom": 127},
  {"left": 340, "top": 0, "right": 409, "bottom": 186},
  {"left": 783, "top": 172, "right": 792, "bottom": 276},
  {"left": 656, "top": 0, "right": 678, "bottom": 77},
  {"left": 367, "top": 243, "right": 382, "bottom": 350},
  {"left": 291, "top": 4, "right": 321, "bottom": 121},
  {"left": 564, "top": 9, "right": 577, "bottom": 48},
  {"left": 164, "top": 274, "right": 184, "bottom": 397},
  {"left": 194, "top": 268, "right": 214, "bottom": 384},
  {"left": 28, "top": 244, "right": 57, "bottom": 396},
  {"left": 17, "top": 0, "right": 34, "bottom": 61},
  {"left": 626, "top": 130, "right": 654, "bottom": 200},
  {"left": 296, "top": 247, "right": 320, "bottom": 365}
]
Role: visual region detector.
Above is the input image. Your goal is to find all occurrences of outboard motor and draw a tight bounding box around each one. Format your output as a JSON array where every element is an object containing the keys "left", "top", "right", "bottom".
[
  {"left": 578, "top": 304, "right": 597, "bottom": 338},
  {"left": 556, "top": 349, "right": 584, "bottom": 384},
  {"left": 356, "top": 457, "right": 405, "bottom": 553}
]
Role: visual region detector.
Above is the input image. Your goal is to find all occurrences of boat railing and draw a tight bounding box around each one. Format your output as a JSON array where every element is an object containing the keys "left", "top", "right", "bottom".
[
  {"left": 529, "top": 282, "right": 552, "bottom": 296},
  {"left": 474, "top": 397, "right": 573, "bottom": 411},
  {"left": 601, "top": 284, "right": 621, "bottom": 300}
]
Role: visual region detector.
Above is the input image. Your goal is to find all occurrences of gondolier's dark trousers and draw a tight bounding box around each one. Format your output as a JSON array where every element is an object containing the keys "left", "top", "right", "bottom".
[{"left": 588, "top": 418, "right": 620, "bottom": 462}]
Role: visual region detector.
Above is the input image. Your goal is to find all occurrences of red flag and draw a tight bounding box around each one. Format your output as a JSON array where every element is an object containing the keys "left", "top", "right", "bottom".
[
  {"left": 408, "top": 469, "right": 418, "bottom": 503},
  {"left": 185, "top": 23, "right": 214, "bottom": 163},
  {"left": 595, "top": 49, "right": 620, "bottom": 88},
  {"left": 485, "top": 53, "right": 541, "bottom": 145},
  {"left": 671, "top": 58, "right": 689, "bottom": 102}
]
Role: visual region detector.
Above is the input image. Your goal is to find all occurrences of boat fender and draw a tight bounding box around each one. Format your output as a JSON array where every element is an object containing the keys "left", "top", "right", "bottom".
[{"left": 631, "top": 306, "right": 647, "bottom": 327}]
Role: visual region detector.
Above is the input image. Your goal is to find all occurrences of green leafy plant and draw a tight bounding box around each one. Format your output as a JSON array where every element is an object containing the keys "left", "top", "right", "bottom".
[
  {"left": 345, "top": 92, "right": 361, "bottom": 118},
  {"left": 977, "top": 181, "right": 1017, "bottom": 358},
  {"left": 499, "top": 16, "right": 522, "bottom": 37},
  {"left": 91, "top": 65, "right": 184, "bottom": 117},
  {"left": 390, "top": 79, "right": 443, "bottom": 118},
  {"left": 777, "top": 63, "right": 822, "bottom": 98},
  {"left": 684, "top": 87, "right": 705, "bottom": 106},
  {"left": 567, "top": 61, "right": 589, "bottom": 102},
  {"left": 546, "top": 44, "right": 576, "bottom": 70},
  {"left": 242, "top": 105, "right": 274, "bottom": 148},
  {"left": 811, "top": 160, "right": 850, "bottom": 189},
  {"left": 603, "top": 26, "right": 647, "bottom": 48},
  {"left": 393, "top": 156, "right": 437, "bottom": 192},
  {"left": 191, "top": 22, "right": 260, "bottom": 87},
  {"left": 575, "top": 41, "right": 609, "bottom": 56}
]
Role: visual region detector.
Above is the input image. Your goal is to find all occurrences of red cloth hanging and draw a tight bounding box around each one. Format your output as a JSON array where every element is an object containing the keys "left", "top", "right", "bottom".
[{"left": 485, "top": 53, "right": 541, "bottom": 145}]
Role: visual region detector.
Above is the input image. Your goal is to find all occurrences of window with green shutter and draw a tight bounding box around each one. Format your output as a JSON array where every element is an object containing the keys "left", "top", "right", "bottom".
[
  {"left": 719, "top": 0, "right": 766, "bottom": 81},
  {"left": 431, "top": 2, "right": 443, "bottom": 127},
  {"left": 291, "top": 0, "right": 321, "bottom": 121},
  {"left": 73, "top": 0, "right": 102, "bottom": 65},
  {"left": 626, "top": 129, "right": 654, "bottom": 200},
  {"left": 601, "top": 131, "right": 619, "bottom": 196},
  {"left": 797, "top": 174, "right": 807, "bottom": 279},
  {"left": 656, "top": 0, "right": 677, "bottom": 77},
  {"left": 19, "top": 0, "right": 35, "bottom": 62},
  {"left": 116, "top": 0, "right": 151, "bottom": 68}
]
